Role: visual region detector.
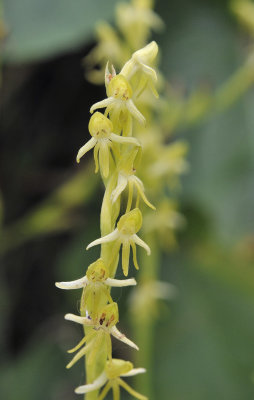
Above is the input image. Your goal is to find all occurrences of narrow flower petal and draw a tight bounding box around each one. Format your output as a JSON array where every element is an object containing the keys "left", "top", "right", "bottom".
[
  {"left": 55, "top": 276, "right": 88, "bottom": 290},
  {"left": 90, "top": 97, "right": 115, "bottom": 113},
  {"left": 105, "top": 277, "right": 136, "bottom": 287},
  {"left": 132, "top": 234, "right": 151, "bottom": 255},
  {"left": 122, "top": 241, "right": 130, "bottom": 276},
  {"left": 68, "top": 331, "right": 94, "bottom": 353},
  {"left": 76, "top": 138, "right": 97, "bottom": 163},
  {"left": 126, "top": 99, "right": 146, "bottom": 125},
  {"left": 130, "top": 241, "right": 139, "bottom": 270},
  {"left": 64, "top": 313, "right": 94, "bottom": 326},
  {"left": 141, "top": 63, "right": 157, "bottom": 82},
  {"left": 94, "top": 143, "right": 100, "bottom": 173},
  {"left": 98, "top": 381, "right": 111, "bottom": 400},
  {"left": 86, "top": 229, "right": 119, "bottom": 250},
  {"left": 118, "top": 379, "right": 147, "bottom": 400},
  {"left": 112, "top": 383, "right": 120, "bottom": 400},
  {"left": 110, "top": 326, "right": 139, "bottom": 350},
  {"left": 75, "top": 372, "right": 108, "bottom": 394},
  {"left": 99, "top": 140, "right": 110, "bottom": 178},
  {"left": 66, "top": 341, "right": 93, "bottom": 369},
  {"left": 109, "top": 133, "right": 140, "bottom": 147},
  {"left": 111, "top": 174, "right": 128, "bottom": 203},
  {"left": 133, "top": 178, "right": 156, "bottom": 210},
  {"left": 121, "top": 368, "right": 146, "bottom": 377}
]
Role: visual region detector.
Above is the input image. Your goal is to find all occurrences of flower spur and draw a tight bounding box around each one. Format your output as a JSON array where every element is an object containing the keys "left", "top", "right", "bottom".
[
  {"left": 86, "top": 208, "right": 150, "bottom": 276},
  {"left": 65, "top": 303, "right": 138, "bottom": 369},
  {"left": 75, "top": 358, "right": 147, "bottom": 400},
  {"left": 76, "top": 112, "right": 140, "bottom": 178}
]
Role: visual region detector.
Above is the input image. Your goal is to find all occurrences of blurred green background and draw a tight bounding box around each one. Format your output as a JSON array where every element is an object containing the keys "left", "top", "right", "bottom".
[{"left": 1, "top": 0, "right": 254, "bottom": 399}]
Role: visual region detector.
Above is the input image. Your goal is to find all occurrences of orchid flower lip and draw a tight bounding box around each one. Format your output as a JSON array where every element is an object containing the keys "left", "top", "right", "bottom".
[{"left": 55, "top": 276, "right": 88, "bottom": 290}]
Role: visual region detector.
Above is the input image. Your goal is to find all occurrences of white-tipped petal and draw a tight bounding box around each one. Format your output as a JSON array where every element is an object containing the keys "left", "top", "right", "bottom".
[
  {"left": 75, "top": 372, "right": 108, "bottom": 394},
  {"left": 121, "top": 368, "right": 146, "bottom": 377},
  {"left": 86, "top": 229, "right": 119, "bottom": 250},
  {"left": 111, "top": 174, "right": 128, "bottom": 203},
  {"left": 90, "top": 97, "right": 114, "bottom": 113},
  {"left": 126, "top": 99, "right": 145, "bottom": 125},
  {"left": 109, "top": 132, "right": 140, "bottom": 147},
  {"left": 105, "top": 277, "right": 137, "bottom": 287},
  {"left": 132, "top": 234, "right": 151, "bottom": 255},
  {"left": 76, "top": 138, "right": 97, "bottom": 163},
  {"left": 64, "top": 313, "right": 94, "bottom": 326},
  {"left": 110, "top": 326, "right": 139, "bottom": 350},
  {"left": 55, "top": 276, "right": 88, "bottom": 290}
]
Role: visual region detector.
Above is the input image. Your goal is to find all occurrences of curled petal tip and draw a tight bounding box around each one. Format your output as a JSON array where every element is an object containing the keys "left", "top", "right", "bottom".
[{"left": 64, "top": 313, "right": 73, "bottom": 321}]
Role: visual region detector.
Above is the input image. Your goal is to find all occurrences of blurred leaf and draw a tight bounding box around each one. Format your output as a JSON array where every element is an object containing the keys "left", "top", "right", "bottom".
[
  {"left": 0, "top": 339, "right": 76, "bottom": 400},
  {"left": 3, "top": 0, "right": 118, "bottom": 63},
  {"left": 156, "top": 250, "right": 254, "bottom": 400},
  {"left": 157, "top": 0, "right": 254, "bottom": 243}
]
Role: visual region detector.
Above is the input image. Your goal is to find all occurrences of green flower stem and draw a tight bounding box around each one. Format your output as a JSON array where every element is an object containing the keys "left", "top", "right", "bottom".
[
  {"left": 213, "top": 54, "right": 254, "bottom": 113},
  {"left": 83, "top": 172, "right": 119, "bottom": 400},
  {"left": 162, "top": 54, "right": 254, "bottom": 137},
  {"left": 131, "top": 232, "right": 159, "bottom": 399}
]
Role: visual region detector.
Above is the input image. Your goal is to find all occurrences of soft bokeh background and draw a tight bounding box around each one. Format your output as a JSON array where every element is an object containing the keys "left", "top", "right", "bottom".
[{"left": 1, "top": 0, "right": 254, "bottom": 399}]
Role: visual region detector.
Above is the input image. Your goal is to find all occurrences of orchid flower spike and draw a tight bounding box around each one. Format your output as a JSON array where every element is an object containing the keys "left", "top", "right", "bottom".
[
  {"left": 76, "top": 112, "right": 140, "bottom": 178},
  {"left": 111, "top": 148, "right": 155, "bottom": 211},
  {"left": 64, "top": 303, "right": 138, "bottom": 369},
  {"left": 87, "top": 208, "right": 150, "bottom": 276},
  {"left": 121, "top": 41, "right": 159, "bottom": 97},
  {"left": 56, "top": 258, "right": 136, "bottom": 319},
  {"left": 90, "top": 74, "right": 145, "bottom": 136},
  {"left": 75, "top": 358, "right": 147, "bottom": 400}
]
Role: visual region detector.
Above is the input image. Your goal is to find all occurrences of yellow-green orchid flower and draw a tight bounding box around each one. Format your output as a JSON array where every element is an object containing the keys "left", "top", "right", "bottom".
[
  {"left": 75, "top": 358, "right": 147, "bottom": 400},
  {"left": 56, "top": 258, "right": 136, "bottom": 319},
  {"left": 121, "top": 41, "right": 159, "bottom": 97},
  {"left": 111, "top": 148, "right": 155, "bottom": 211},
  {"left": 90, "top": 74, "right": 145, "bottom": 136},
  {"left": 76, "top": 112, "right": 140, "bottom": 178},
  {"left": 87, "top": 208, "right": 150, "bottom": 276},
  {"left": 64, "top": 303, "right": 138, "bottom": 369}
]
